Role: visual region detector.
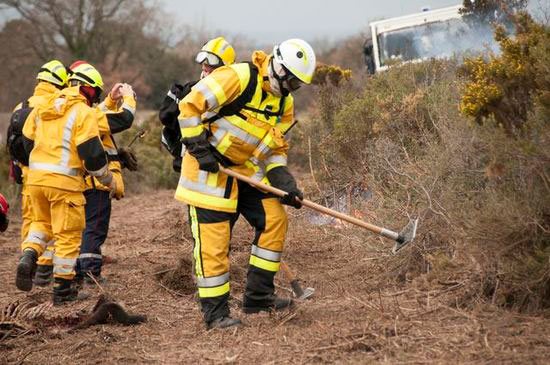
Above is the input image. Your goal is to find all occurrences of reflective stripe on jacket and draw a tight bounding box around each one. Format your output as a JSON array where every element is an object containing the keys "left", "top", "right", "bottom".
[
  {"left": 22, "top": 87, "right": 106, "bottom": 192},
  {"left": 175, "top": 51, "right": 295, "bottom": 211}
]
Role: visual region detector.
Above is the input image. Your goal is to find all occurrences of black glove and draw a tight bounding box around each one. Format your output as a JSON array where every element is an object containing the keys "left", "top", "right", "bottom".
[
  {"left": 266, "top": 166, "right": 303, "bottom": 209},
  {"left": 280, "top": 190, "right": 303, "bottom": 209},
  {"left": 118, "top": 147, "right": 138, "bottom": 171},
  {"left": 196, "top": 151, "right": 219, "bottom": 173},
  {"left": 187, "top": 139, "right": 220, "bottom": 173}
]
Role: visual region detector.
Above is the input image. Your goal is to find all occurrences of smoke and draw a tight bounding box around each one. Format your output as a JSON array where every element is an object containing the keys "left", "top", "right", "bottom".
[{"left": 379, "top": 18, "right": 501, "bottom": 66}]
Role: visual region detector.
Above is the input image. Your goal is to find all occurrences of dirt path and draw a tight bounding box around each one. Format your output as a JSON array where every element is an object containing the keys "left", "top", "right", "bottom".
[{"left": 1, "top": 190, "right": 549, "bottom": 364}]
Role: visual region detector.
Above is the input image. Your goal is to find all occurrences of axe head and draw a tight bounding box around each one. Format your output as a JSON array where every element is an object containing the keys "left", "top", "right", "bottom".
[
  {"left": 298, "top": 287, "right": 315, "bottom": 300},
  {"left": 392, "top": 218, "right": 418, "bottom": 254}
]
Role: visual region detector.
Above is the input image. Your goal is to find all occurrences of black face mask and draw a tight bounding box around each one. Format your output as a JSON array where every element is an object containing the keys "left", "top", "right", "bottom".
[{"left": 270, "top": 58, "right": 302, "bottom": 96}]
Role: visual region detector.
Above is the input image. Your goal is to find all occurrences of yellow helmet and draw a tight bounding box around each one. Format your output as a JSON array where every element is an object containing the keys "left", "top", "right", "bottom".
[
  {"left": 68, "top": 61, "right": 104, "bottom": 90},
  {"left": 36, "top": 60, "right": 68, "bottom": 87},
  {"left": 195, "top": 36, "right": 236, "bottom": 67}
]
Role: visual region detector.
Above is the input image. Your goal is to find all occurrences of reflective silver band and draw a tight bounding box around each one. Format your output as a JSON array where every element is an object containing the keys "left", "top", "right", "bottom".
[
  {"left": 196, "top": 272, "right": 230, "bottom": 288},
  {"left": 105, "top": 148, "right": 118, "bottom": 156},
  {"left": 87, "top": 164, "right": 109, "bottom": 177},
  {"left": 194, "top": 81, "right": 219, "bottom": 109},
  {"left": 79, "top": 253, "right": 103, "bottom": 260},
  {"left": 25, "top": 231, "right": 49, "bottom": 247},
  {"left": 215, "top": 118, "right": 260, "bottom": 145},
  {"left": 178, "top": 175, "right": 225, "bottom": 197},
  {"left": 265, "top": 154, "right": 287, "bottom": 166},
  {"left": 179, "top": 116, "right": 201, "bottom": 129},
  {"left": 122, "top": 103, "right": 136, "bottom": 115},
  {"left": 42, "top": 250, "right": 54, "bottom": 259},
  {"left": 251, "top": 245, "right": 281, "bottom": 262},
  {"left": 60, "top": 111, "right": 77, "bottom": 166},
  {"left": 167, "top": 90, "right": 178, "bottom": 102},
  {"left": 29, "top": 162, "right": 80, "bottom": 176}
]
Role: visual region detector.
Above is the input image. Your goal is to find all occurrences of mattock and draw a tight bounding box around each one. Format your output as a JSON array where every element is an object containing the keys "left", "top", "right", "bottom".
[
  {"left": 219, "top": 166, "right": 419, "bottom": 254},
  {"left": 280, "top": 262, "right": 315, "bottom": 300}
]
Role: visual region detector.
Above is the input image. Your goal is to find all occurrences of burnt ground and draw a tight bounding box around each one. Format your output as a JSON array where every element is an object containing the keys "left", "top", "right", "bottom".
[{"left": 1, "top": 189, "right": 550, "bottom": 364}]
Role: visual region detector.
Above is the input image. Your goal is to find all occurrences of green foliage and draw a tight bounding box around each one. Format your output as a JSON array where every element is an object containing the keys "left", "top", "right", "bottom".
[{"left": 459, "top": 12, "right": 550, "bottom": 135}]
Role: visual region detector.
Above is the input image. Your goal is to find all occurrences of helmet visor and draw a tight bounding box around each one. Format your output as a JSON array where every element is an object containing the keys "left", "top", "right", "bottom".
[{"left": 195, "top": 51, "right": 223, "bottom": 67}]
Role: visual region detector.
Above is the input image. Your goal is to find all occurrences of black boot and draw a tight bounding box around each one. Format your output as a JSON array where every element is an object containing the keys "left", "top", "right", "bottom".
[
  {"left": 242, "top": 295, "right": 294, "bottom": 314},
  {"left": 242, "top": 266, "right": 294, "bottom": 314},
  {"left": 53, "top": 278, "right": 88, "bottom": 305},
  {"left": 16, "top": 249, "right": 38, "bottom": 292},
  {"left": 207, "top": 316, "right": 242, "bottom": 330},
  {"left": 33, "top": 265, "right": 53, "bottom": 287}
]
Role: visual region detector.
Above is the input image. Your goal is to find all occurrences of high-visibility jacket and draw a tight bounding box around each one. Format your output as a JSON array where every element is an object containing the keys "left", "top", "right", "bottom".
[
  {"left": 176, "top": 51, "right": 294, "bottom": 212},
  {"left": 22, "top": 86, "right": 109, "bottom": 192},
  {"left": 13, "top": 82, "right": 61, "bottom": 185},
  {"left": 83, "top": 94, "right": 136, "bottom": 193}
]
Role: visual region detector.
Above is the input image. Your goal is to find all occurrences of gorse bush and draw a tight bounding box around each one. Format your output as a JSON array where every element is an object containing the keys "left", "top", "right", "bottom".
[{"left": 459, "top": 12, "right": 550, "bottom": 135}]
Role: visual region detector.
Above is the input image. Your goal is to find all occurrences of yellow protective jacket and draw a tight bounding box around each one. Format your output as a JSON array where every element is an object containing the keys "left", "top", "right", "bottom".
[
  {"left": 175, "top": 50, "right": 295, "bottom": 212},
  {"left": 13, "top": 82, "right": 61, "bottom": 185},
  {"left": 22, "top": 87, "right": 109, "bottom": 192},
  {"left": 83, "top": 94, "right": 136, "bottom": 195},
  {"left": 233, "top": 51, "right": 296, "bottom": 183}
]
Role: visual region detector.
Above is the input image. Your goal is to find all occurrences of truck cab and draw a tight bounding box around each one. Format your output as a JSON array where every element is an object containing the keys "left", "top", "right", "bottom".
[{"left": 364, "top": 5, "right": 497, "bottom": 74}]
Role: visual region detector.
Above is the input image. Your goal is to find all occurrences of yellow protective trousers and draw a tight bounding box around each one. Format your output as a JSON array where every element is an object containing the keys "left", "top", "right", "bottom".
[
  {"left": 21, "top": 185, "right": 86, "bottom": 280},
  {"left": 188, "top": 181, "right": 288, "bottom": 323},
  {"left": 22, "top": 184, "right": 56, "bottom": 267},
  {"left": 20, "top": 185, "right": 32, "bottom": 242}
]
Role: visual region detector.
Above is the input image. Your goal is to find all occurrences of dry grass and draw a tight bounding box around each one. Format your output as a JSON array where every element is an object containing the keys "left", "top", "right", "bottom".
[{"left": 1, "top": 189, "right": 550, "bottom": 364}]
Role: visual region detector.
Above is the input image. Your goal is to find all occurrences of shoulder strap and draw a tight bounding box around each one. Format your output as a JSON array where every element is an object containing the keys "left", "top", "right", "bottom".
[{"left": 217, "top": 62, "right": 259, "bottom": 117}]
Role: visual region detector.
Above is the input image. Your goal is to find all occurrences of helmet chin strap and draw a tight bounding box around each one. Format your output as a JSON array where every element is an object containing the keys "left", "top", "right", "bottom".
[{"left": 268, "top": 57, "right": 290, "bottom": 97}]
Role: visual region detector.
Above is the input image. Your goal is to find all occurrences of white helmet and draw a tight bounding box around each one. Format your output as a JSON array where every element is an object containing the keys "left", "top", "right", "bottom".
[{"left": 273, "top": 39, "right": 316, "bottom": 84}]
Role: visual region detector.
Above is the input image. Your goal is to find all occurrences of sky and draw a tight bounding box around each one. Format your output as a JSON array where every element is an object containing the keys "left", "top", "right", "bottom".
[{"left": 161, "top": 0, "right": 462, "bottom": 44}]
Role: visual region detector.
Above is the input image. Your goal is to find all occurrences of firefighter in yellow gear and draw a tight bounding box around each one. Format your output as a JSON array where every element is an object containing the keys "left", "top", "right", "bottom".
[
  {"left": 32, "top": 62, "right": 137, "bottom": 287},
  {"left": 176, "top": 39, "right": 316, "bottom": 329},
  {"left": 76, "top": 73, "right": 137, "bottom": 284},
  {"left": 6, "top": 61, "right": 68, "bottom": 284},
  {"left": 9, "top": 60, "right": 68, "bottom": 244},
  {"left": 16, "top": 62, "right": 115, "bottom": 305},
  {"left": 160, "top": 36, "right": 235, "bottom": 172}
]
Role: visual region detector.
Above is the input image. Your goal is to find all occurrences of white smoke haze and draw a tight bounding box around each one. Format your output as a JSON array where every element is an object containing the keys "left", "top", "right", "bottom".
[{"left": 378, "top": 18, "right": 501, "bottom": 66}]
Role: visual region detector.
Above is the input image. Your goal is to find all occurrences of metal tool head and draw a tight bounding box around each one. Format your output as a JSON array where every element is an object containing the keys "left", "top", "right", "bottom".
[
  {"left": 392, "top": 218, "right": 418, "bottom": 254},
  {"left": 298, "top": 287, "right": 315, "bottom": 300}
]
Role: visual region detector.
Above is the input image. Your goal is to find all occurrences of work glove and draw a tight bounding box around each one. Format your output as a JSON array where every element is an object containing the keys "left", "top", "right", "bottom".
[
  {"left": 111, "top": 172, "right": 124, "bottom": 200},
  {"left": 120, "top": 83, "right": 136, "bottom": 98},
  {"left": 280, "top": 189, "right": 303, "bottom": 209},
  {"left": 187, "top": 141, "right": 219, "bottom": 173},
  {"left": 108, "top": 83, "right": 124, "bottom": 102},
  {"left": 266, "top": 166, "right": 303, "bottom": 209},
  {"left": 196, "top": 150, "right": 219, "bottom": 173},
  {"left": 118, "top": 147, "right": 138, "bottom": 171},
  {"left": 108, "top": 178, "right": 118, "bottom": 200}
]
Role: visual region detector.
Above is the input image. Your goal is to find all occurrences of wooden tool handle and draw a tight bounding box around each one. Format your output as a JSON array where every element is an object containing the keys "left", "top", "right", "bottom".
[
  {"left": 279, "top": 261, "right": 296, "bottom": 281},
  {"left": 219, "top": 166, "right": 393, "bottom": 237}
]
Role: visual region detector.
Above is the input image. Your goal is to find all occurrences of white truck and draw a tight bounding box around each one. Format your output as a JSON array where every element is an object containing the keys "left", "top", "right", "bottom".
[{"left": 364, "top": 5, "right": 498, "bottom": 74}]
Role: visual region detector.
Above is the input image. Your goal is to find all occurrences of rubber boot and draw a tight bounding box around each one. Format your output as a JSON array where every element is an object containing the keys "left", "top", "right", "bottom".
[
  {"left": 33, "top": 265, "right": 53, "bottom": 287},
  {"left": 53, "top": 278, "right": 89, "bottom": 305},
  {"left": 242, "top": 267, "right": 294, "bottom": 313},
  {"left": 15, "top": 248, "right": 38, "bottom": 292},
  {"left": 207, "top": 316, "right": 242, "bottom": 330},
  {"left": 242, "top": 295, "right": 294, "bottom": 314}
]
